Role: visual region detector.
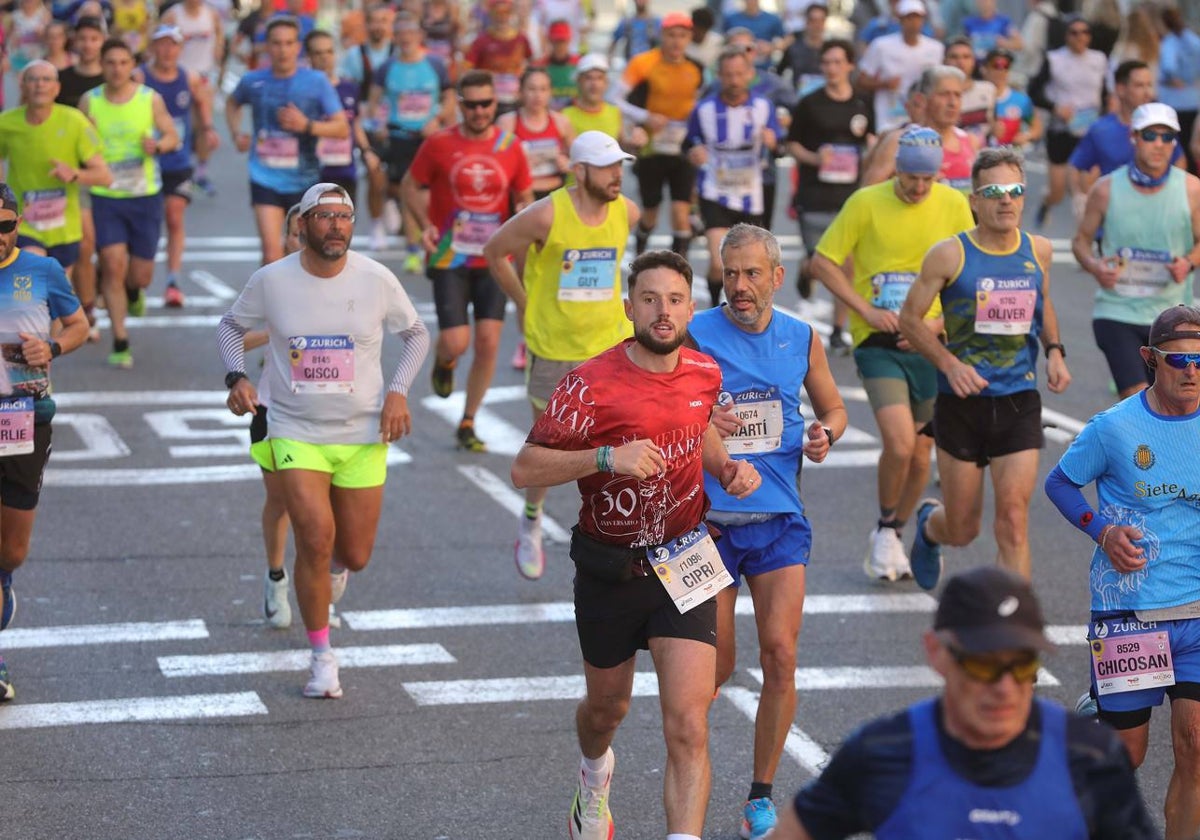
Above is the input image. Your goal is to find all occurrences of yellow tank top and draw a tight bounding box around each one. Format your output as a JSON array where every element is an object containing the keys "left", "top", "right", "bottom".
[
  {"left": 113, "top": 0, "right": 150, "bottom": 53},
  {"left": 562, "top": 103, "right": 622, "bottom": 141},
  {"left": 89, "top": 86, "right": 161, "bottom": 198},
  {"left": 522, "top": 188, "right": 632, "bottom": 361}
]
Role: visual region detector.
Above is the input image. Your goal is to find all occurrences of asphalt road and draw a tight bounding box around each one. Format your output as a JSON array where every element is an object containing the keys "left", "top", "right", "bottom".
[{"left": 0, "top": 138, "right": 1182, "bottom": 838}]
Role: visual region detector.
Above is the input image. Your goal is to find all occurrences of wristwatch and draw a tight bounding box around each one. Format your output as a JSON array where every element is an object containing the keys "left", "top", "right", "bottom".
[
  {"left": 225, "top": 371, "right": 248, "bottom": 388},
  {"left": 49, "top": 340, "right": 61, "bottom": 359},
  {"left": 823, "top": 426, "right": 834, "bottom": 448},
  {"left": 1044, "top": 343, "right": 1066, "bottom": 359}
]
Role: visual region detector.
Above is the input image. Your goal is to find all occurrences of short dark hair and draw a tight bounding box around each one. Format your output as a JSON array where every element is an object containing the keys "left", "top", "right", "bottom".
[
  {"left": 820, "top": 38, "right": 854, "bottom": 63},
  {"left": 944, "top": 35, "right": 973, "bottom": 52},
  {"left": 971, "top": 146, "right": 1025, "bottom": 190},
  {"left": 100, "top": 37, "right": 133, "bottom": 58},
  {"left": 458, "top": 68, "right": 494, "bottom": 96},
  {"left": 519, "top": 65, "right": 550, "bottom": 89},
  {"left": 265, "top": 16, "right": 300, "bottom": 37},
  {"left": 691, "top": 6, "right": 715, "bottom": 29},
  {"left": 1114, "top": 60, "right": 1149, "bottom": 86},
  {"left": 627, "top": 250, "right": 693, "bottom": 293},
  {"left": 73, "top": 16, "right": 106, "bottom": 35},
  {"left": 304, "top": 28, "right": 334, "bottom": 52}
]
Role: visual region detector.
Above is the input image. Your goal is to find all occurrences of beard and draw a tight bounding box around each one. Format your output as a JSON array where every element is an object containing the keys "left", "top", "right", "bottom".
[
  {"left": 725, "top": 293, "right": 769, "bottom": 327},
  {"left": 582, "top": 169, "right": 619, "bottom": 203},
  {"left": 313, "top": 236, "right": 348, "bottom": 260},
  {"left": 634, "top": 320, "right": 686, "bottom": 355}
]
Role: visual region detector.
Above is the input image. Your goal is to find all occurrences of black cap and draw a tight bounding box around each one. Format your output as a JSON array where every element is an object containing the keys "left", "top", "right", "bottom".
[
  {"left": 933, "top": 566, "right": 1053, "bottom": 654},
  {"left": 0, "top": 184, "right": 19, "bottom": 215},
  {"left": 985, "top": 46, "right": 1015, "bottom": 65},
  {"left": 1149, "top": 304, "right": 1200, "bottom": 347}
]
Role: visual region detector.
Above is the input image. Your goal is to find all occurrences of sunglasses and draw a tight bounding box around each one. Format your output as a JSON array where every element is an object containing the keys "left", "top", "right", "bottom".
[
  {"left": 0, "top": 219, "right": 18, "bottom": 234},
  {"left": 947, "top": 645, "right": 1041, "bottom": 684},
  {"left": 1067, "top": 27, "right": 1090, "bottom": 35},
  {"left": 973, "top": 182, "right": 1026, "bottom": 199},
  {"left": 1150, "top": 347, "right": 1200, "bottom": 369},
  {"left": 987, "top": 60, "right": 1010, "bottom": 70},
  {"left": 1139, "top": 128, "right": 1178, "bottom": 144},
  {"left": 459, "top": 98, "right": 495, "bottom": 110}
]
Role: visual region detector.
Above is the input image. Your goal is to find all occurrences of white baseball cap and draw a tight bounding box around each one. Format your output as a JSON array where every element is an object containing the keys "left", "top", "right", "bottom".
[
  {"left": 896, "top": 0, "right": 926, "bottom": 16},
  {"left": 1131, "top": 102, "right": 1181, "bottom": 133},
  {"left": 151, "top": 24, "right": 183, "bottom": 42},
  {"left": 299, "top": 182, "right": 355, "bottom": 215},
  {"left": 574, "top": 53, "right": 609, "bottom": 79},
  {"left": 569, "top": 131, "right": 635, "bottom": 167}
]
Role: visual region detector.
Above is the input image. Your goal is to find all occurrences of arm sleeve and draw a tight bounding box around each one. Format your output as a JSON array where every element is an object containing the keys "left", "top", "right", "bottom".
[
  {"left": 387, "top": 319, "right": 430, "bottom": 395},
  {"left": 1044, "top": 464, "right": 1108, "bottom": 541},
  {"left": 217, "top": 274, "right": 266, "bottom": 372}
]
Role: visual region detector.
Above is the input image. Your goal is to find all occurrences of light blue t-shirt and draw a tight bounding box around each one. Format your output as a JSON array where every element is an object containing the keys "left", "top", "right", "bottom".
[
  {"left": 373, "top": 55, "right": 450, "bottom": 136},
  {"left": 231, "top": 67, "right": 343, "bottom": 193},
  {"left": 688, "top": 306, "right": 812, "bottom": 517},
  {"left": 1057, "top": 391, "right": 1200, "bottom": 612}
]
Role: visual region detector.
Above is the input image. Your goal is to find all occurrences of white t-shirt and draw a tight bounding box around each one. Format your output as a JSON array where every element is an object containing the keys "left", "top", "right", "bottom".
[
  {"left": 859, "top": 33, "right": 945, "bottom": 132},
  {"left": 228, "top": 251, "right": 421, "bottom": 444}
]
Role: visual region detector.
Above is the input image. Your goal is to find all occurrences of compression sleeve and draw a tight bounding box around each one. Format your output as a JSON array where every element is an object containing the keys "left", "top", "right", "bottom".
[
  {"left": 387, "top": 317, "right": 430, "bottom": 395},
  {"left": 1044, "top": 464, "right": 1109, "bottom": 541},
  {"left": 217, "top": 311, "right": 249, "bottom": 374}
]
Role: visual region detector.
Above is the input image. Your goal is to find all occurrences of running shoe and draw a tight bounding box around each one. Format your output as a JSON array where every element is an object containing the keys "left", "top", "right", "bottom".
[
  {"left": 910, "top": 500, "right": 944, "bottom": 591},
  {"left": 828, "top": 329, "right": 850, "bottom": 356},
  {"left": 569, "top": 748, "right": 614, "bottom": 840},
  {"left": 1075, "top": 690, "right": 1098, "bottom": 717},
  {"left": 864, "top": 527, "right": 902, "bottom": 582},
  {"left": 515, "top": 514, "right": 545, "bottom": 580},
  {"left": 87, "top": 325, "right": 102, "bottom": 343},
  {"left": 107, "top": 349, "right": 133, "bottom": 369},
  {"left": 330, "top": 567, "right": 349, "bottom": 604},
  {"left": 328, "top": 604, "right": 342, "bottom": 629},
  {"left": 1034, "top": 202, "right": 1049, "bottom": 229},
  {"left": 511, "top": 340, "right": 527, "bottom": 371},
  {"left": 383, "top": 199, "right": 402, "bottom": 234},
  {"left": 456, "top": 420, "right": 487, "bottom": 453},
  {"left": 263, "top": 570, "right": 291, "bottom": 629},
  {"left": 739, "top": 797, "right": 777, "bottom": 840},
  {"left": 369, "top": 221, "right": 388, "bottom": 252},
  {"left": 0, "top": 656, "right": 13, "bottom": 701},
  {"left": 164, "top": 284, "right": 185, "bottom": 308},
  {"left": 0, "top": 569, "right": 14, "bottom": 631},
  {"left": 303, "top": 650, "right": 343, "bottom": 699},
  {"left": 403, "top": 252, "right": 423, "bottom": 274},
  {"left": 431, "top": 360, "right": 455, "bottom": 398},
  {"left": 127, "top": 288, "right": 146, "bottom": 318},
  {"left": 796, "top": 271, "right": 812, "bottom": 300},
  {"left": 195, "top": 175, "right": 216, "bottom": 196}
]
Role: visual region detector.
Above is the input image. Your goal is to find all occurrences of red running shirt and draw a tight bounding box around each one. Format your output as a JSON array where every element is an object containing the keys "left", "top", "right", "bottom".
[{"left": 527, "top": 340, "right": 722, "bottom": 547}]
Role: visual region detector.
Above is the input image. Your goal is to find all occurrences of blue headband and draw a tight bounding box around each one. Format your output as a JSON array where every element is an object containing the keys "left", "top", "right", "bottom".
[{"left": 896, "top": 125, "right": 943, "bottom": 175}]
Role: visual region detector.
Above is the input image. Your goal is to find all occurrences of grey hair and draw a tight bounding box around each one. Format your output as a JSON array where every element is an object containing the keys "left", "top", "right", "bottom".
[
  {"left": 917, "top": 64, "right": 966, "bottom": 95},
  {"left": 719, "top": 224, "right": 782, "bottom": 272},
  {"left": 20, "top": 60, "right": 59, "bottom": 83},
  {"left": 717, "top": 44, "right": 753, "bottom": 70},
  {"left": 972, "top": 146, "right": 1025, "bottom": 190}
]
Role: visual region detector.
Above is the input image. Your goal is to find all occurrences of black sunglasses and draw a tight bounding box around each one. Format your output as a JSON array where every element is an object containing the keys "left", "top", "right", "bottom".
[
  {"left": 1139, "top": 128, "right": 1178, "bottom": 144},
  {"left": 0, "top": 219, "right": 18, "bottom": 234},
  {"left": 459, "top": 98, "right": 495, "bottom": 110}
]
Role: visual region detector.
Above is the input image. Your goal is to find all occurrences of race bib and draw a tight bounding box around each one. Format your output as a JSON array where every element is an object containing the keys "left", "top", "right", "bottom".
[
  {"left": 494, "top": 73, "right": 520, "bottom": 103},
  {"left": 316, "top": 135, "right": 353, "bottom": 167},
  {"left": 723, "top": 393, "right": 784, "bottom": 454},
  {"left": 558, "top": 247, "right": 618, "bottom": 301},
  {"left": 1090, "top": 618, "right": 1174, "bottom": 697},
  {"left": 449, "top": 210, "right": 500, "bottom": 257},
  {"left": 817, "top": 144, "right": 859, "bottom": 184},
  {"left": 426, "top": 41, "right": 452, "bottom": 61},
  {"left": 647, "top": 526, "right": 733, "bottom": 613},
  {"left": 22, "top": 189, "right": 67, "bottom": 232},
  {"left": 522, "top": 137, "right": 561, "bottom": 178},
  {"left": 652, "top": 121, "right": 687, "bottom": 156},
  {"left": 397, "top": 90, "right": 433, "bottom": 122},
  {"left": 713, "top": 149, "right": 759, "bottom": 193},
  {"left": 974, "top": 275, "right": 1036, "bottom": 335},
  {"left": 288, "top": 334, "right": 355, "bottom": 394},
  {"left": 1069, "top": 106, "right": 1099, "bottom": 137},
  {"left": 256, "top": 131, "right": 299, "bottom": 169},
  {"left": 172, "top": 116, "right": 188, "bottom": 147},
  {"left": 109, "top": 158, "right": 147, "bottom": 194},
  {"left": 1115, "top": 247, "right": 1173, "bottom": 297},
  {"left": 870, "top": 272, "right": 916, "bottom": 312},
  {"left": 0, "top": 396, "right": 34, "bottom": 456}
]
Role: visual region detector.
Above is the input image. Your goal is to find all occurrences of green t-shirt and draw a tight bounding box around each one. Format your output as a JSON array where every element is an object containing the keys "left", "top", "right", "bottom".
[
  {"left": 816, "top": 180, "right": 975, "bottom": 347},
  {"left": 0, "top": 105, "right": 103, "bottom": 247}
]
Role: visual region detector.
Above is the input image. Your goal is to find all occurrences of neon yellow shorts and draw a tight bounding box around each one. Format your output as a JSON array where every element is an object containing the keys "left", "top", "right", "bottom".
[
  {"left": 250, "top": 439, "right": 276, "bottom": 471},
  {"left": 268, "top": 439, "right": 388, "bottom": 488}
]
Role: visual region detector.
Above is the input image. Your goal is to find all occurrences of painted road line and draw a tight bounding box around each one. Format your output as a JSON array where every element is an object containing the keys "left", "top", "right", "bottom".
[
  {"left": 419, "top": 386, "right": 530, "bottom": 457},
  {"left": 0, "top": 692, "right": 267, "bottom": 730},
  {"left": 0, "top": 619, "right": 208, "bottom": 650},
  {"left": 456, "top": 465, "right": 570, "bottom": 543},
  {"left": 403, "top": 671, "right": 661, "bottom": 705},
  {"left": 1047, "top": 625, "right": 1089, "bottom": 646},
  {"left": 343, "top": 593, "right": 934, "bottom": 632},
  {"left": 158, "top": 643, "right": 455, "bottom": 678},
  {"left": 748, "top": 665, "right": 1061, "bottom": 689},
  {"left": 721, "top": 686, "right": 829, "bottom": 776},
  {"left": 188, "top": 269, "right": 239, "bottom": 300},
  {"left": 55, "top": 391, "right": 229, "bottom": 407}
]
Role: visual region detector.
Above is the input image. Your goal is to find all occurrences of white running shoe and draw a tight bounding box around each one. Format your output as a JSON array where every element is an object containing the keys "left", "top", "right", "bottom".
[
  {"left": 263, "top": 570, "right": 291, "bottom": 629},
  {"left": 864, "top": 527, "right": 903, "bottom": 582},
  {"left": 303, "top": 651, "right": 343, "bottom": 699},
  {"left": 328, "top": 603, "right": 342, "bottom": 629},
  {"left": 330, "top": 567, "right": 349, "bottom": 604},
  {"left": 890, "top": 529, "right": 914, "bottom": 580},
  {"left": 515, "top": 514, "right": 545, "bottom": 580},
  {"left": 569, "top": 748, "right": 614, "bottom": 840},
  {"left": 369, "top": 219, "right": 387, "bottom": 252},
  {"left": 383, "top": 199, "right": 402, "bottom": 235}
]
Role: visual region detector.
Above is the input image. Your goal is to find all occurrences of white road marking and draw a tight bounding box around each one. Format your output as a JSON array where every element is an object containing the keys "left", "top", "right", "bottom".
[
  {"left": 419, "top": 386, "right": 531, "bottom": 457},
  {"left": 0, "top": 619, "right": 208, "bottom": 650},
  {"left": 0, "top": 692, "right": 267, "bottom": 730},
  {"left": 748, "top": 665, "right": 1061, "bottom": 689},
  {"left": 403, "top": 671, "right": 661, "bottom": 705},
  {"left": 456, "top": 465, "right": 570, "bottom": 543},
  {"left": 50, "top": 414, "right": 132, "bottom": 461},
  {"left": 188, "top": 269, "right": 239, "bottom": 300},
  {"left": 721, "top": 686, "right": 829, "bottom": 776},
  {"left": 343, "top": 593, "right": 935, "bottom": 631},
  {"left": 1047, "top": 625, "right": 1089, "bottom": 645},
  {"left": 54, "top": 391, "right": 229, "bottom": 407},
  {"left": 158, "top": 643, "right": 455, "bottom": 677}
]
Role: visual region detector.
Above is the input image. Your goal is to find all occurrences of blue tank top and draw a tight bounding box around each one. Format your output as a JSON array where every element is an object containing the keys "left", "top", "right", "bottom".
[
  {"left": 378, "top": 55, "right": 448, "bottom": 137},
  {"left": 688, "top": 307, "right": 812, "bottom": 516},
  {"left": 878, "top": 699, "right": 1088, "bottom": 840},
  {"left": 940, "top": 231, "right": 1044, "bottom": 396},
  {"left": 140, "top": 63, "right": 192, "bottom": 174}
]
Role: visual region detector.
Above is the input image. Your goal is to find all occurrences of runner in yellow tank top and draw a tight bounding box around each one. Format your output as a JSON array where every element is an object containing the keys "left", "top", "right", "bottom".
[{"left": 484, "top": 131, "right": 641, "bottom": 581}]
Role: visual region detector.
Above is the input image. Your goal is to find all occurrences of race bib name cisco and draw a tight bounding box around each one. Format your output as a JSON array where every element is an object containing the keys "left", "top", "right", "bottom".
[{"left": 288, "top": 334, "right": 355, "bottom": 394}]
